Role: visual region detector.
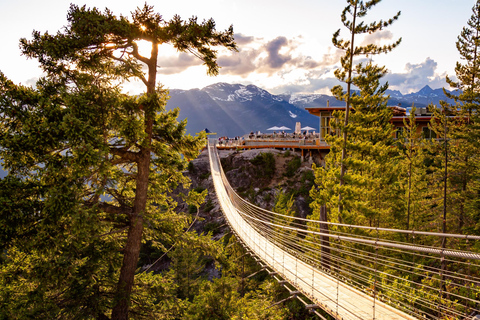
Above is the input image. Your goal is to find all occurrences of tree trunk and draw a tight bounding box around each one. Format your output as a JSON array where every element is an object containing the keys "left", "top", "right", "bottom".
[
  {"left": 338, "top": 2, "right": 357, "bottom": 218},
  {"left": 111, "top": 153, "right": 150, "bottom": 319},
  {"left": 111, "top": 41, "right": 158, "bottom": 320}
]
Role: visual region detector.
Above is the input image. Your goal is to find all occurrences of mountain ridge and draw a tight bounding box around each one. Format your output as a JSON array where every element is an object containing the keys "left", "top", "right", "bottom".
[{"left": 165, "top": 83, "right": 458, "bottom": 137}]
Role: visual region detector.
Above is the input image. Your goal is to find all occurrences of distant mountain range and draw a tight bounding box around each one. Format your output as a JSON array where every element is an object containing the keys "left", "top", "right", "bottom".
[{"left": 166, "top": 83, "right": 457, "bottom": 137}]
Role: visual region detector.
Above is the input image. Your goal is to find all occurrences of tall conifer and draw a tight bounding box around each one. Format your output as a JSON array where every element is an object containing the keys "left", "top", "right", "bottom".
[
  {"left": 312, "top": 1, "right": 401, "bottom": 224},
  {"left": 331, "top": 0, "right": 401, "bottom": 216},
  {"left": 442, "top": 0, "right": 480, "bottom": 234},
  {"left": 397, "top": 107, "right": 429, "bottom": 231}
]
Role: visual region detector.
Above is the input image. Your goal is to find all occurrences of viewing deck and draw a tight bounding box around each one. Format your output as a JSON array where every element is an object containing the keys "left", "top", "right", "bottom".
[{"left": 216, "top": 133, "right": 330, "bottom": 151}]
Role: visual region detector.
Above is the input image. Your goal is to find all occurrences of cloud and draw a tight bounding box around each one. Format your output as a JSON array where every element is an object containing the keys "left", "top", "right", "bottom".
[
  {"left": 261, "top": 36, "right": 293, "bottom": 70},
  {"left": 218, "top": 35, "right": 297, "bottom": 76},
  {"left": 214, "top": 34, "right": 449, "bottom": 96},
  {"left": 217, "top": 34, "right": 343, "bottom": 78},
  {"left": 234, "top": 33, "right": 255, "bottom": 45},
  {"left": 218, "top": 50, "right": 259, "bottom": 77},
  {"left": 157, "top": 52, "right": 202, "bottom": 75},
  {"left": 360, "top": 30, "right": 394, "bottom": 47},
  {"left": 384, "top": 57, "right": 447, "bottom": 93},
  {"left": 25, "top": 77, "right": 39, "bottom": 87}
]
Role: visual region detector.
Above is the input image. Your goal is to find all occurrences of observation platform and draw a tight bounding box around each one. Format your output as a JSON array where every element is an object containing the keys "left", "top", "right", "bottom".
[{"left": 215, "top": 133, "right": 330, "bottom": 153}]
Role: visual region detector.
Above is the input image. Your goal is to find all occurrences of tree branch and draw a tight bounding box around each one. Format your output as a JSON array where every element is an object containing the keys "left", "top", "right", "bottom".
[
  {"left": 110, "top": 147, "right": 139, "bottom": 163},
  {"left": 95, "top": 202, "right": 133, "bottom": 216},
  {"left": 128, "top": 42, "right": 150, "bottom": 65},
  {"left": 99, "top": 226, "right": 129, "bottom": 238}
]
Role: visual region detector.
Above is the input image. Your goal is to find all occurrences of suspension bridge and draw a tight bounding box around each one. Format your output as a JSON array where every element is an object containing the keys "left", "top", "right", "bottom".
[{"left": 207, "top": 140, "right": 480, "bottom": 319}]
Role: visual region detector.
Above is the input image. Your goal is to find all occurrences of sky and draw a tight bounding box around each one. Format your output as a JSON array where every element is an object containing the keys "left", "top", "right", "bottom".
[{"left": 0, "top": 0, "right": 476, "bottom": 95}]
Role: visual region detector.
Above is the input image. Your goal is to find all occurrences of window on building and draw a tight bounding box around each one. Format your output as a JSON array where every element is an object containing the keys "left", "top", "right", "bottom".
[{"left": 422, "top": 126, "right": 435, "bottom": 139}]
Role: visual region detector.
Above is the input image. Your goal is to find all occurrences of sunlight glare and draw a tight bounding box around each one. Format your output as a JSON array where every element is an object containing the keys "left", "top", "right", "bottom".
[{"left": 135, "top": 40, "right": 152, "bottom": 58}]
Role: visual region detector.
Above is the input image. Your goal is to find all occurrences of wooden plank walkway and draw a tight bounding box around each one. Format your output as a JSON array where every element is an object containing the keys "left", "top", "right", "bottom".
[{"left": 208, "top": 142, "right": 417, "bottom": 320}]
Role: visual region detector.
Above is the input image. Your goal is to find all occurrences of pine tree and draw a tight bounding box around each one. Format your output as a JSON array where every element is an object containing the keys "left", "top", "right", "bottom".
[
  {"left": 446, "top": 0, "right": 480, "bottom": 116},
  {"left": 396, "top": 107, "right": 430, "bottom": 231},
  {"left": 443, "top": 0, "right": 480, "bottom": 235},
  {"left": 272, "top": 189, "right": 296, "bottom": 238},
  {"left": 331, "top": 0, "right": 401, "bottom": 216},
  {"left": 0, "top": 4, "right": 236, "bottom": 319},
  {"left": 169, "top": 245, "right": 205, "bottom": 301},
  {"left": 312, "top": 62, "right": 399, "bottom": 226}
]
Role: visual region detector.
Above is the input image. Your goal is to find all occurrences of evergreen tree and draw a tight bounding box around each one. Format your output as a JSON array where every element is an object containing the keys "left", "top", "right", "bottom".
[
  {"left": 312, "top": 62, "right": 398, "bottom": 226},
  {"left": 331, "top": 0, "right": 401, "bottom": 216},
  {"left": 396, "top": 107, "right": 430, "bottom": 231},
  {"left": 0, "top": 4, "right": 236, "bottom": 319},
  {"left": 272, "top": 189, "right": 296, "bottom": 238},
  {"left": 443, "top": 0, "right": 480, "bottom": 234},
  {"left": 446, "top": 0, "right": 480, "bottom": 116}
]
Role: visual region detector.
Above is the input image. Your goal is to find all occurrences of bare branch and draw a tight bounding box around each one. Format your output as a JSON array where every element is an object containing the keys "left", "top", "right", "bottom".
[{"left": 128, "top": 42, "right": 150, "bottom": 65}]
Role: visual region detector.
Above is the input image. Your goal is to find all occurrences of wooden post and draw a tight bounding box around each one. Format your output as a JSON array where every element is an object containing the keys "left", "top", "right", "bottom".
[{"left": 320, "top": 205, "right": 331, "bottom": 270}]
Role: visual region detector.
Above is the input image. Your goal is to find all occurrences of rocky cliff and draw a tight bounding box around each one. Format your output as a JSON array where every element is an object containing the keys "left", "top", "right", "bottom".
[{"left": 184, "top": 148, "right": 317, "bottom": 236}]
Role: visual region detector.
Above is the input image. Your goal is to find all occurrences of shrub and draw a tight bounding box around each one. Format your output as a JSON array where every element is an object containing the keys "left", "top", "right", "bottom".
[
  {"left": 203, "top": 199, "right": 214, "bottom": 212},
  {"left": 284, "top": 157, "right": 301, "bottom": 177},
  {"left": 188, "top": 204, "right": 198, "bottom": 214},
  {"left": 199, "top": 172, "right": 211, "bottom": 180},
  {"left": 203, "top": 221, "right": 222, "bottom": 235},
  {"left": 193, "top": 186, "right": 206, "bottom": 193},
  {"left": 301, "top": 170, "right": 315, "bottom": 183},
  {"left": 250, "top": 152, "right": 275, "bottom": 179},
  {"left": 187, "top": 161, "right": 195, "bottom": 173}
]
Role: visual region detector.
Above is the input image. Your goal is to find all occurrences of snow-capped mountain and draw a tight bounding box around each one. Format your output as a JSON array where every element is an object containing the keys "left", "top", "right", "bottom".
[
  {"left": 398, "top": 85, "right": 457, "bottom": 106},
  {"left": 166, "top": 83, "right": 320, "bottom": 137}
]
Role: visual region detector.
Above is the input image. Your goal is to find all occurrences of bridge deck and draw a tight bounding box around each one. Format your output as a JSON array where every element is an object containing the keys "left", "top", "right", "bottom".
[{"left": 208, "top": 142, "right": 417, "bottom": 320}]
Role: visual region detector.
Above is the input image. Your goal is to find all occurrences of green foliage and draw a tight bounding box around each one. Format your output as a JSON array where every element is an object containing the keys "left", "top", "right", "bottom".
[
  {"left": 309, "top": 0, "right": 402, "bottom": 225},
  {"left": 312, "top": 61, "right": 398, "bottom": 225},
  {"left": 169, "top": 245, "right": 205, "bottom": 300},
  {"left": 130, "top": 272, "right": 187, "bottom": 319},
  {"left": 199, "top": 171, "right": 211, "bottom": 180},
  {"left": 272, "top": 190, "right": 297, "bottom": 239},
  {"left": 185, "top": 277, "right": 287, "bottom": 320},
  {"left": 250, "top": 152, "right": 276, "bottom": 179},
  {"left": 440, "top": 0, "right": 480, "bottom": 235},
  {"left": 203, "top": 220, "right": 222, "bottom": 235},
  {"left": 284, "top": 156, "right": 301, "bottom": 177},
  {"left": 301, "top": 169, "right": 315, "bottom": 183},
  {"left": 188, "top": 204, "right": 198, "bottom": 214},
  {"left": 396, "top": 107, "right": 431, "bottom": 230},
  {"left": 203, "top": 198, "right": 215, "bottom": 213},
  {"left": 187, "top": 161, "right": 195, "bottom": 173}
]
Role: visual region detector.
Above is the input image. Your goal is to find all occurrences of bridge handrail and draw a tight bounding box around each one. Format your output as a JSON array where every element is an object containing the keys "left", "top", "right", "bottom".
[
  {"left": 230, "top": 183, "right": 480, "bottom": 240},
  {"left": 233, "top": 209, "right": 480, "bottom": 260}
]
